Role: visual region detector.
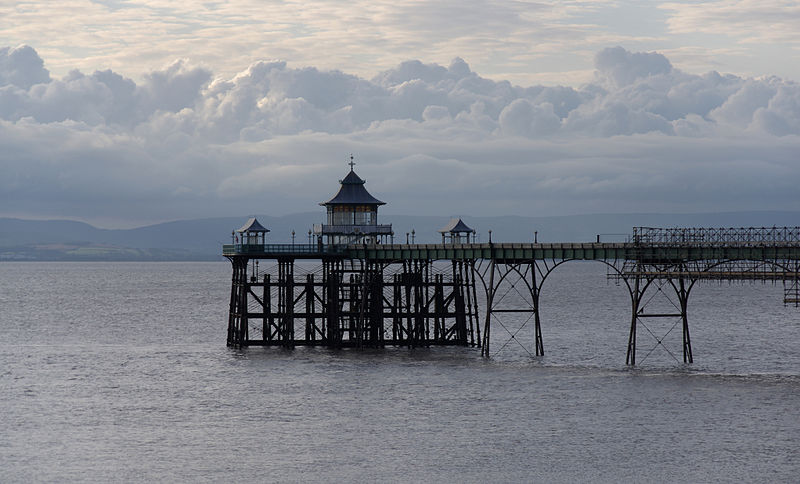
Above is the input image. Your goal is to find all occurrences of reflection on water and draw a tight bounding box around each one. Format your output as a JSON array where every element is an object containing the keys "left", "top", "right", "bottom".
[{"left": 1, "top": 262, "right": 798, "bottom": 482}]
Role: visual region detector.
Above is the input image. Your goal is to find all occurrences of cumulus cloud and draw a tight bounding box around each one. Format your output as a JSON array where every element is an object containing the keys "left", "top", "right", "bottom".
[
  {"left": 0, "top": 45, "right": 799, "bottom": 227},
  {"left": 0, "top": 45, "right": 50, "bottom": 88},
  {"left": 594, "top": 46, "right": 673, "bottom": 88},
  {"left": 498, "top": 99, "right": 561, "bottom": 137}
]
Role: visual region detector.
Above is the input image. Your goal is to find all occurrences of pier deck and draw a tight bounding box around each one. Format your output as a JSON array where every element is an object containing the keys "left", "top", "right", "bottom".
[
  {"left": 224, "top": 227, "right": 800, "bottom": 364},
  {"left": 224, "top": 241, "right": 800, "bottom": 264}
]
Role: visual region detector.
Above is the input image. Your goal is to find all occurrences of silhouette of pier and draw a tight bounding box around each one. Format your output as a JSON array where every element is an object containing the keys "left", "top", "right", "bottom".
[{"left": 223, "top": 160, "right": 800, "bottom": 364}]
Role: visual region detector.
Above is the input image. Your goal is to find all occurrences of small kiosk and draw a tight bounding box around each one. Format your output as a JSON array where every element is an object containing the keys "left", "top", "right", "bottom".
[
  {"left": 438, "top": 218, "right": 476, "bottom": 244},
  {"left": 235, "top": 217, "right": 270, "bottom": 247}
]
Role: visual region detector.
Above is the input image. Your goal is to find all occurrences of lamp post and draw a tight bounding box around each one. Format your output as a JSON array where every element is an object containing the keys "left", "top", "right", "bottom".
[
  {"left": 308, "top": 229, "right": 312, "bottom": 244},
  {"left": 291, "top": 230, "right": 296, "bottom": 245},
  {"left": 488, "top": 229, "right": 492, "bottom": 243},
  {"left": 406, "top": 232, "right": 409, "bottom": 244},
  {"left": 534, "top": 231, "right": 538, "bottom": 243},
  {"left": 411, "top": 229, "right": 415, "bottom": 244}
]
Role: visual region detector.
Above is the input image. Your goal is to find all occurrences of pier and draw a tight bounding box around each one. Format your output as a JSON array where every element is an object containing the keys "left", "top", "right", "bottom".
[{"left": 223, "top": 161, "right": 800, "bottom": 364}]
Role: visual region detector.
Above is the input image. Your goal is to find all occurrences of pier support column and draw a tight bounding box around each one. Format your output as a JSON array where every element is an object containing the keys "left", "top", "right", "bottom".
[
  {"left": 625, "top": 266, "right": 695, "bottom": 365},
  {"left": 626, "top": 272, "right": 641, "bottom": 365},
  {"left": 468, "top": 261, "right": 481, "bottom": 348},
  {"left": 481, "top": 259, "right": 495, "bottom": 357},
  {"left": 325, "top": 261, "right": 341, "bottom": 347},
  {"left": 625, "top": 239, "right": 645, "bottom": 365},
  {"left": 227, "top": 256, "right": 249, "bottom": 347},
  {"left": 368, "top": 264, "right": 384, "bottom": 346},
  {"left": 433, "top": 274, "right": 444, "bottom": 342},
  {"left": 453, "top": 272, "right": 468, "bottom": 345},
  {"left": 263, "top": 274, "right": 271, "bottom": 343},
  {"left": 278, "top": 259, "right": 295, "bottom": 348},
  {"left": 530, "top": 261, "right": 544, "bottom": 356},
  {"left": 677, "top": 276, "right": 693, "bottom": 364},
  {"left": 305, "top": 274, "right": 315, "bottom": 342}
]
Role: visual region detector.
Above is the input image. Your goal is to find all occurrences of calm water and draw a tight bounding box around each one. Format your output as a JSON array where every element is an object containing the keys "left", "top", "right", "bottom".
[{"left": 1, "top": 261, "right": 799, "bottom": 482}]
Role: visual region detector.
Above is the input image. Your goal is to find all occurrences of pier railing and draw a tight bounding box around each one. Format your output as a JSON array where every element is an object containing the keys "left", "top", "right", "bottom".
[
  {"left": 223, "top": 241, "right": 632, "bottom": 260},
  {"left": 222, "top": 243, "right": 347, "bottom": 256},
  {"left": 223, "top": 228, "right": 800, "bottom": 262},
  {"left": 312, "top": 223, "right": 393, "bottom": 235},
  {"left": 631, "top": 226, "right": 800, "bottom": 247}
]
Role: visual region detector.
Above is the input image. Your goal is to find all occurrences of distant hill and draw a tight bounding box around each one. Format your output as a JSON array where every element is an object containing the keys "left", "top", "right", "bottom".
[{"left": 2, "top": 211, "right": 799, "bottom": 261}]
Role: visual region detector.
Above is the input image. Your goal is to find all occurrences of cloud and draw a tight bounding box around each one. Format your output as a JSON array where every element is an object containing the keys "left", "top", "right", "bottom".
[
  {"left": 661, "top": 1, "right": 800, "bottom": 44},
  {"left": 3, "top": 0, "right": 800, "bottom": 96},
  {"left": 594, "top": 46, "right": 673, "bottom": 88},
  {"left": 0, "top": 45, "right": 51, "bottom": 88},
  {"left": 753, "top": 84, "right": 800, "bottom": 136},
  {"left": 0, "top": 45, "right": 799, "bottom": 227},
  {"left": 0, "top": 0, "right": 631, "bottom": 87},
  {"left": 498, "top": 99, "right": 561, "bottom": 137},
  {"left": 139, "top": 60, "right": 212, "bottom": 115}
]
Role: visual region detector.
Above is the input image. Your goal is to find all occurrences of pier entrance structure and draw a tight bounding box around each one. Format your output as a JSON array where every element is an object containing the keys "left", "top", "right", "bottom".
[{"left": 223, "top": 168, "right": 800, "bottom": 363}]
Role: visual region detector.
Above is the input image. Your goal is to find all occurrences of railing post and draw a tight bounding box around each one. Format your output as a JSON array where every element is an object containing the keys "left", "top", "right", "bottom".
[{"left": 481, "top": 259, "right": 495, "bottom": 357}]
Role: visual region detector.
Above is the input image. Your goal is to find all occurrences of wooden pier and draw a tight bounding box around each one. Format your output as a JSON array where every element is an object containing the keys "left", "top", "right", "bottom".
[{"left": 226, "top": 253, "right": 480, "bottom": 349}]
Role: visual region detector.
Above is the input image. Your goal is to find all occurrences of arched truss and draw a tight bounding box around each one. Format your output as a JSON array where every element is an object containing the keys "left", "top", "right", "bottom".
[
  {"left": 471, "top": 257, "right": 634, "bottom": 359},
  {"left": 470, "top": 256, "right": 800, "bottom": 363},
  {"left": 622, "top": 263, "right": 696, "bottom": 365},
  {"left": 620, "top": 257, "right": 800, "bottom": 364}
]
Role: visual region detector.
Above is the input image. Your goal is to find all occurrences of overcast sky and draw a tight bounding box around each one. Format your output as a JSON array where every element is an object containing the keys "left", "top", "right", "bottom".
[{"left": 1, "top": 1, "right": 799, "bottom": 228}]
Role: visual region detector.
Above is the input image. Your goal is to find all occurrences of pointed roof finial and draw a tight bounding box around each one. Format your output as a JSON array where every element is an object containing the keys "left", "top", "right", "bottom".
[{"left": 349, "top": 154, "right": 356, "bottom": 171}]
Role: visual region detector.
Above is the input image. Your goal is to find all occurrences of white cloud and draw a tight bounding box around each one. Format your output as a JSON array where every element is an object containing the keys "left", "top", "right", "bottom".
[
  {"left": 498, "top": 99, "right": 561, "bottom": 137},
  {"left": 661, "top": 1, "right": 800, "bottom": 44},
  {"left": 0, "top": 45, "right": 799, "bottom": 226},
  {"left": 3, "top": 0, "right": 800, "bottom": 93},
  {"left": 594, "top": 46, "right": 674, "bottom": 88},
  {"left": 753, "top": 84, "right": 800, "bottom": 136}
]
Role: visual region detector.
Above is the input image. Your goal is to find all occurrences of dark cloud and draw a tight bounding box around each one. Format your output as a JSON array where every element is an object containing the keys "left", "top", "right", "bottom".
[
  {"left": 0, "top": 45, "right": 51, "bottom": 89},
  {"left": 140, "top": 60, "right": 212, "bottom": 115},
  {"left": 0, "top": 45, "right": 798, "bottom": 226}
]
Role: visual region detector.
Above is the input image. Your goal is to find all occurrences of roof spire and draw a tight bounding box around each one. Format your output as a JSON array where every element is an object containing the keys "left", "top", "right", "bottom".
[{"left": 349, "top": 154, "right": 355, "bottom": 171}]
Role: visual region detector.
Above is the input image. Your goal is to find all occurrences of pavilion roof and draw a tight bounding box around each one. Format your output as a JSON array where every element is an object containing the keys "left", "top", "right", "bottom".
[
  {"left": 438, "top": 218, "right": 475, "bottom": 234},
  {"left": 320, "top": 169, "right": 385, "bottom": 206},
  {"left": 236, "top": 217, "right": 270, "bottom": 233}
]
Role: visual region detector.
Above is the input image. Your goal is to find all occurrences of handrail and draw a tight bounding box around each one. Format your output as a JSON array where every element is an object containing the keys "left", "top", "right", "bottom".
[
  {"left": 631, "top": 226, "right": 800, "bottom": 246},
  {"left": 222, "top": 244, "right": 347, "bottom": 255},
  {"left": 313, "top": 224, "right": 393, "bottom": 234}
]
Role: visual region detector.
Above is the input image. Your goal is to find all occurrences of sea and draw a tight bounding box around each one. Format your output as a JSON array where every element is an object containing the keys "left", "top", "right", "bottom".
[{"left": 1, "top": 261, "right": 799, "bottom": 483}]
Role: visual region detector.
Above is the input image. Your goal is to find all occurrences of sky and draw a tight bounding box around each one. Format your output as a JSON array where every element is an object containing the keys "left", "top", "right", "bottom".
[{"left": 1, "top": 0, "right": 799, "bottom": 228}]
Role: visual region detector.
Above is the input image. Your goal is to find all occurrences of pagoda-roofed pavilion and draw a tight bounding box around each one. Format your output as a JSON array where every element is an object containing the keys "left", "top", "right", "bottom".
[
  {"left": 235, "top": 217, "right": 270, "bottom": 246},
  {"left": 313, "top": 156, "right": 393, "bottom": 245},
  {"left": 438, "top": 217, "right": 476, "bottom": 244}
]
